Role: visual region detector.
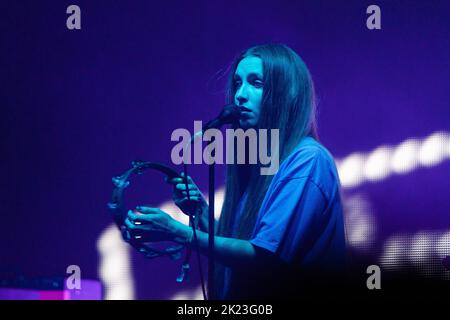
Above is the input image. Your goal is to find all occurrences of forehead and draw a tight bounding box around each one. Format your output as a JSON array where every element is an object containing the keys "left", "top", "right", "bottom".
[{"left": 235, "top": 56, "right": 263, "bottom": 77}]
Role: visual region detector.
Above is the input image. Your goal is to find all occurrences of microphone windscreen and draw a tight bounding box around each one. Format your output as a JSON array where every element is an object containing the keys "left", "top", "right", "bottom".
[{"left": 218, "top": 104, "right": 241, "bottom": 124}]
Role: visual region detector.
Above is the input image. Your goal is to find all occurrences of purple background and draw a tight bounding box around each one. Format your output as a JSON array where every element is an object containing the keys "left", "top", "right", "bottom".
[{"left": 1, "top": 0, "right": 449, "bottom": 299}]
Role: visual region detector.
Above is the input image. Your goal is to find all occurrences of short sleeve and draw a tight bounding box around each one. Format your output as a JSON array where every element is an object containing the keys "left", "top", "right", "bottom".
[
  {"left": 250, "top": 176, "right": 330, "bottom": 263},
  {"left": 248, "top": 138, "right": 346, "bottom": 270}
]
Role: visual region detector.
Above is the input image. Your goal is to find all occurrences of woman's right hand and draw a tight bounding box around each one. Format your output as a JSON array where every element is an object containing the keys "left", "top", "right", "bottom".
[{"left": 166, "top": 172, "right": 208, "bottom": 217}]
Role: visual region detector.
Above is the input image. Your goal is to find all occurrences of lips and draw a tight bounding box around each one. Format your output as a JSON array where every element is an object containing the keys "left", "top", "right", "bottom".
[{"left": 238, "top": 106, "right": 252, "bottom": 112}]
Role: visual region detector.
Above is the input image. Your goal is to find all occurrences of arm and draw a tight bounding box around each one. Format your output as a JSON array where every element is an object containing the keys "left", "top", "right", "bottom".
[
  {"left": 175, "top": 221, "right": 275, "bottom": 270},
  {"left": 125, "top": 208, "right": 270, "bottom": 269},
  {"left": 186, "top": 225, "right": 258, "bottom": 269}
]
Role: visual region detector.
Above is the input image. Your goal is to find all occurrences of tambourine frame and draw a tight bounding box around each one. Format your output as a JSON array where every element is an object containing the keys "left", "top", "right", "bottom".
[{"left": 107, "top": 160, "right": 185, "bottom": 259}]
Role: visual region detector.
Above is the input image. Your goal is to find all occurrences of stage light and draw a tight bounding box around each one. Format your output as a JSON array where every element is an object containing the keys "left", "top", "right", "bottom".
[
  {"left": 336, "top": 153, "right": 365, "bottom": 188},
  {"left": 418, "top": 131, "right": 449, "bottom": 167},
  {"left": 97, "top": 225, "right": 135, "bottom": 300},
  {"left": 391, "top": 139, "right": 420, "bottom": 174},
  {"left": 380, "top": 234, "right": 410, "bottom": 271},
  {"left": 364, "top": 146, "right": 392, "bottom": 181},
  {"left": 343, "top": 193, "right": 377, "bottom": 252},
  {"left": 337, "top": 131, "right": 450, "bottom": 188}
]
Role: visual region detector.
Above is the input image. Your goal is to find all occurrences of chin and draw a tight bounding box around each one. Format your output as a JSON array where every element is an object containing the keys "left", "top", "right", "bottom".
[{"left": 239, "top": 120, "right": 254, "bottom": 130}]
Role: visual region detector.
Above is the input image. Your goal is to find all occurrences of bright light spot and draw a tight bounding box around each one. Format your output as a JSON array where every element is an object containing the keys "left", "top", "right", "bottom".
[
  {"left": 363, "top": 146, "right": 392, "bottom": 181},
  {"left": 390, "top": 139, "right": 420, "bottom": 174},
  {"left": 337, "top": 131, "right": 450, "bottom": 188},
  {"left": 409, "top": 232, "right": 432, "bottom": 265},
  {"left": 380, "top": 231, "right": 450, "bottom": 279},
  {"left": 337, "top": 153, "right": 365, "bottom": 187},
  {"left": 171, "top": 285, "right": 204, "bottom": 300},
  {"left": 343, "top": 193, "right": 377, "bottom": 252},
  {"left": 97, "top": 225, "right": 135, "bottom": 300},
  {"left": 205, "top": 189, "right": 225, "bottom": 220},
  {"left": 446, "top": 135, "right": 450, "bottom": 157},
  {"left": 161, "top": 201, "right": 190, "bottom": 226},
  {"left": 418, "top": 132, "right": 449, "bottom": 167},
  {"left": 436, "top": 232, "right": 450, "bottom": 259},
  {"left": 380, "top": 234, "right": 410, "bottom": 271}
]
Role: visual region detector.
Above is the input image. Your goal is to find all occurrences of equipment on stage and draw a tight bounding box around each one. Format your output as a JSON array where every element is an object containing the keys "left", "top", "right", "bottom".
[{"left": 108, "top": 161, "right": 187, "bottom": 259}]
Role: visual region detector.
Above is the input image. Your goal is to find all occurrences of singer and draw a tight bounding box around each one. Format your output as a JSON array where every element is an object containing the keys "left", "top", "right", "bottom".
[{"left": 123, "top": 43, "right": 346, "bottom": 299}]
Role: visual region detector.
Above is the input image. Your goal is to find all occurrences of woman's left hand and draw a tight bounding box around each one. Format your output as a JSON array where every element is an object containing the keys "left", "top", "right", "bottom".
[{"left": 124, "top": 206, "right": 191, "bottom": 244}]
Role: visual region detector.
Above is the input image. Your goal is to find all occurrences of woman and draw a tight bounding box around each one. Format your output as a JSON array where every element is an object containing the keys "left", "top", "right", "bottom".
[{"left": 124, "top": 44, "right": 346, "bottom": 299}]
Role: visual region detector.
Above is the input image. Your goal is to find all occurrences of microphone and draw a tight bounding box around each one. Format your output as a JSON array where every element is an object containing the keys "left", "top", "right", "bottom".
[
  {"left": 190, "top": 104, "right": 241, "bottom": 143},
  {"left": 202, "top": 103, "right": 241, "bottom": 132}
]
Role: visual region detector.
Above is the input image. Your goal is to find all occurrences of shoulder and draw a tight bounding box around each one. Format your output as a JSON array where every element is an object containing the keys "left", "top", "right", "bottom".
[
  {"left": 278, "top": 137, "right": 337, "bottom": 176},
  {"left": 274, "top": 137, "right": 341, "bottom": 197}
]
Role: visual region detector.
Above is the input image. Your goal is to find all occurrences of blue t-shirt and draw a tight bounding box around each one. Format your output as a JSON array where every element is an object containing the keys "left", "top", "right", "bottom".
[{"left": 221, "top": 136, "right": 346, "bottom": 299}]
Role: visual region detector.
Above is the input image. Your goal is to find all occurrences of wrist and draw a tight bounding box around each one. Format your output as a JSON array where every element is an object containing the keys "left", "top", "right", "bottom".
[{"left": 173, "top": 223, "right": 193, "bottom": 245}]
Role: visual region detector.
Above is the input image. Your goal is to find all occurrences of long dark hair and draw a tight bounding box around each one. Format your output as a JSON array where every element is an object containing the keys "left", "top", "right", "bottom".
[{"left": 218, "top": 44, "right": 319, "bottom": 240}]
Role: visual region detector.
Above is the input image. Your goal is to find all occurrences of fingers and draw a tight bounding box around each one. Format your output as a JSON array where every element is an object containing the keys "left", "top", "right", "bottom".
[
  {"left": 180, "top": 172, "right": 192, "bottom": 181},
  {"left": 172, "top": 182, "right": 201, "bottom": 201},
  {"left": 123, "top": 218, "right": 145, "bottom": 241},
  {"left": 179, "top": 190, "right": 200, "bottom": 197},
  {"left": 134, "top": 206, "right": 159, "bottom": 214},
  {"left": 126, "top": 211, "right": 140, "bottom": 225},
  {"left": 124, "top": 217, "right": 142, "bottom": 229},
  {"left": 175, "top": 187, "right": 200, "bottom": 200},
  {"left": 127, "top": 209, "right": 158, "bottom": 226},
  {"left": 175, "top": 196, "right": 200, "bottom": 205},
  {"left": 175, "top": 183, "right": 196, "bottom": 191},
  {"left": 166, "top": 174, "right": 200, "bottom": 200},
  {"left": 168, "top": 178, "right": 192, "bottom": 185},
  {"left": 166, "top": 173, "right": 194, "bottom": 185}
]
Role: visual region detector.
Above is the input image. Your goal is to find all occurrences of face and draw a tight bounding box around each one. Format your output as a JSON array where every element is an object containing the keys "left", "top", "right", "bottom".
[{"left": 233, "top": 56, "right": 263, "bottom": 129}]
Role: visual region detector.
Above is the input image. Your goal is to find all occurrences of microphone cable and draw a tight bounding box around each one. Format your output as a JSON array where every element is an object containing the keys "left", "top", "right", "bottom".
[{"left": 183, "top": 162, "right": 208, "bottom": 300}]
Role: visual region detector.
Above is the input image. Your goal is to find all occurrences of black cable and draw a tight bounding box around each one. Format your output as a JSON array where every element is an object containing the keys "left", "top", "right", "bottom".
[
  {"left": 184, "top": 163, "right": 208, "bottom": 300},
  {"left": 190, "top": 216, "right": 207, "bottom": 300},
  {"left": 208, "top": 162, "right": 215, "bottom": 299}
]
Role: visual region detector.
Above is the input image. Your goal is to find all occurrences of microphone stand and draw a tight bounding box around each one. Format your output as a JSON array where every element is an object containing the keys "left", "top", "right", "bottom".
[
  {"left": 207, "top": 141, "right": 215, "bottom": 300},
  {"left": 187, "top": 105, "right": 240, "bottom": 300},
  {"left": 184, "top": 132, "right": 216, "bottom": 300}
]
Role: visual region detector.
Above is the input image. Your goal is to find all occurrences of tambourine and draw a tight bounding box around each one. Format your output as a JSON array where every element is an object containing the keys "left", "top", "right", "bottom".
[{"left": 107, "top": 160, "right": 186, "bottom": 260}]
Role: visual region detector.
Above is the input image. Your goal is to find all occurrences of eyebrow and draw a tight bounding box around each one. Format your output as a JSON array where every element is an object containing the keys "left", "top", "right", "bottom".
[{"left": 234, "top": 72, "right": 263, "bottom": 80}]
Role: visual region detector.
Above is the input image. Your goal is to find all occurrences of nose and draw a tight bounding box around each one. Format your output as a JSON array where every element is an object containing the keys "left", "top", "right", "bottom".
[{"left": 235, "top": 84, "right": 248, "bottom": 106}]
